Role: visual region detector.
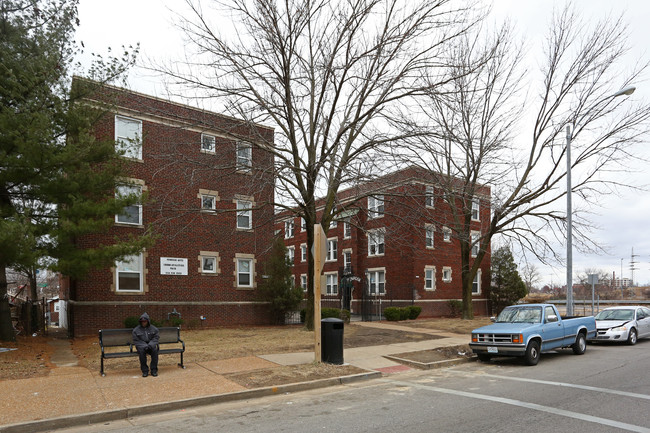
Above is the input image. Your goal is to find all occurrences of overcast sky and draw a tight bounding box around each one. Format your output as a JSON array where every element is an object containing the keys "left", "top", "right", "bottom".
[{"left": 75, "top": 0, "right": 650, "bottom": 288}]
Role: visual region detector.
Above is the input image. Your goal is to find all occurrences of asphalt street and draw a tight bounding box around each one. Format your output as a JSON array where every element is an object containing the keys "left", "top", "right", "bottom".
[{"left": 54, "top": 339, "right": 650, "bottom": 433}]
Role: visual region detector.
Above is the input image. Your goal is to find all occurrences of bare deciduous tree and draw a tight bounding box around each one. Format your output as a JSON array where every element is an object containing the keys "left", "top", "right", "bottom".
[
  {"left": 160, "top": 0, "right": 480, "bottom": 328},
  {"left": 408, "top": 6, "right": 650, "bottom": 318}
]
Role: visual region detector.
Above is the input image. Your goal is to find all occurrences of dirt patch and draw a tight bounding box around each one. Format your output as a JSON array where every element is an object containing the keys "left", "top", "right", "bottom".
[
  {"left": 224, "top": 363, "right": 367, "bottom": 389},
  {"left": 399, "top": 318, "right": 492, "bottom": 334},
  {"left": 391, "top": 344, "right": 474, "bottom": 364},
  {"left": 0, "top": 335, "right": 55, "bottom": 380}
]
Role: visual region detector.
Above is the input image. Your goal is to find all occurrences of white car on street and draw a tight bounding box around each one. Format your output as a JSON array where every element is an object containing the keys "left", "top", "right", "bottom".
[{"left": 591, "top": 306, "right": 650, "bottom": 345}]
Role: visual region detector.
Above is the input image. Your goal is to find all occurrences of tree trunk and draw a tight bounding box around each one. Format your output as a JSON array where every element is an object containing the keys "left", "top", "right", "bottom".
[{"left": 0, "top": 266, "right": 15, "bottom": 342}]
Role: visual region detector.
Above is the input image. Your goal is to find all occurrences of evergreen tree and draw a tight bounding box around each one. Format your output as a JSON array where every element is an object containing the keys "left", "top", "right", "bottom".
[
  {"left": 257, "top": 237, "right": 304, "bottom": 325},
  {"left": 490, "top": 247, "right": 528, "bottom": 314},
  {"left": 0, "top": 0, "right": 151, "bottom": 340}
]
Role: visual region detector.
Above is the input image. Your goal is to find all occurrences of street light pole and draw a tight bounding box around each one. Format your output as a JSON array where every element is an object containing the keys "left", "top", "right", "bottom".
[{"left": 565, "top": 86, "right": 636, "bottom": 317}]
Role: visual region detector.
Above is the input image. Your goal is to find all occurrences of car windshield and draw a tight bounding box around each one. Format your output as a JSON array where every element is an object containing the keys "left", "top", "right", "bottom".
[
  {"left": 595, "top": 309, "right": 634, "bottom": 321},
  {"left": 496, "top": 307, "right": 542, "bottom": 323}
]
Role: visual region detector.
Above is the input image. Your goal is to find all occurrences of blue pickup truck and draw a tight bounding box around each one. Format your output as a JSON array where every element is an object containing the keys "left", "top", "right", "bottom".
[{"left": 470, "top": 304, "right": 596, "bottom": 366}]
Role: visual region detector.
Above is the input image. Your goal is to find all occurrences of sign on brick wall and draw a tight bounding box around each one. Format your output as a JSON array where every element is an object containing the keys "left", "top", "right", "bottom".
[{"left": 160, "top": 257, "right": 188, "bottom": 275}]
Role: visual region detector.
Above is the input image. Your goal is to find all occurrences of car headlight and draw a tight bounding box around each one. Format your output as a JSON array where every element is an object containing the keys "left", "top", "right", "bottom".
[{"left": 611, "top": 325, "right": 628, "bottom": 332}]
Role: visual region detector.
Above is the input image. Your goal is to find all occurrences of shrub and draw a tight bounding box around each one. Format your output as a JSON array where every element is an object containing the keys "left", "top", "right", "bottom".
[
  {"left": 166, "top": 317, "right": 184, "bottom": 327},
  {"left": 124, "top": 316, "right": 139, "bottom": 328},
  {"left": 399, "top": 307, "right": 410, "bottom": 321},
  {"left": 340, "top": 309, "right": 351, "bottom": 324},
  {"left": 383, "top": 307, "right": 401, "bottom": 321},
  {"left": 321, "top": 308, "right": 342, "bottom": 319},
  {"left": 447, "top": 300, "right": 462, "bottom": 317},
  {"left": 407, "top": 306, "right": 422, "bottom": 320}
]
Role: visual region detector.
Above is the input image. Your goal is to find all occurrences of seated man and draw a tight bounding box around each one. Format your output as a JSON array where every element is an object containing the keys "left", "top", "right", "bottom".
[{"left": 132, "top": 313, "right": 159, "bottom": 377}]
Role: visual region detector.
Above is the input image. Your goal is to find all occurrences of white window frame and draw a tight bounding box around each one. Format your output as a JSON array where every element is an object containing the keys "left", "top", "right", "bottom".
[
  {"left": 471, "top": 231, "right": 480, "bottom": 258},
  {"left": 236, "top": 141, "right": 252, "bottom": 172},
  {"left": 116, "top": 254, "right": 144, "bottom": 292},
  {"left": 201, "top": 255, "right": 218, "bottom": 274},
  {"left": 300, "top": 217, "right": 307, "bottom": 232},
  {"left": 301, "top": 274, "right": 308, "bottom": 292},
  {"left": 115, "top": 115, "right": 142, "bottom": 160},
  {"left": 343, "top": 249, "right": 352, "bottom": 274},
  {"left": 326, "top": 238, "right": 338, "bottom": 262},
  {"left": 285, "top": 220, "right": 295, "bottom": 239},
  {"left": 286, "top": 246, "right": 295, "bottom": 266},
  {"left": 425, "top": 185, "right": 434, "bottom": 208},
  {"left": 343, "top": 220, "right": 352, "bottom": 239},
  {"left": 425, "top": 225, "right": 435, "bottom": 249},
  {"left": 300, "top": 244, "right": 307, "bottom": 262},
  {"left": 201, "top": 194, "right": 216, "bottom": 211},
  {"left": 115, "top": 184, "right": 142, "bottom": 225},
  {"left": 471, "top": 198, "right": 480, "bottom": 221},
  {"left": 201, "top": 133, "right": 216, "bottom": 153},
  {"left": 442, "top": 266, "right": 452, "bottom": 283},
  {"left": 424, "top": 266, "right": 436, "bottom": 291},
  {"left": 472, "top": 269, "right": 482, "bottom": 295},
  {"left": 325, "top": 272, "right": 339, "bottom": 295},
  {"left": 368, "top": 195, "right": 384, "bottom": 219},
  {"left": 443, "top": 226, "right": 452, "bottom": 243},
  {"left": 237, "top": 200, "right": 252, "bottom": 229},
  {"left": 368, "top": 269, "right": 386, "bottom": 295},
  {"left": 367, "top": 229, "right": 385, "bottom": 256},
  {"left": 236, "top": 257, "right": 254, "bottom": 288}
]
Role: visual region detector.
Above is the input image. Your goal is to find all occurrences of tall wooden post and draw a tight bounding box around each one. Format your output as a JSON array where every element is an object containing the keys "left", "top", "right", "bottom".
[{"left": 313, "top": 224, "right": 327, "bottom": 362}]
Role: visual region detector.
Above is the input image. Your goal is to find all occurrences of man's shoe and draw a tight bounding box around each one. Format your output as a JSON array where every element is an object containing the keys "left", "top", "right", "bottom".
[
  {"left": 151, "top": 372, "right": 158, "bottom": 377},
  {"left": 142, "top": 372, "right": 148, "bottom": 377}
]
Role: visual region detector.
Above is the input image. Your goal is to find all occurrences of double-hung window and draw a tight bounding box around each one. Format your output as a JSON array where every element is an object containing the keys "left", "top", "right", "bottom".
[
  {"left": 425, "top": 267, "right": 435, "bottom": 290},
  {"left": 301, "top": 217, "right": 307, "bottom": 232},
  {"left": 343, "top": 220, "right": 352, "bottom": 239},
  {"left": 301, "top": 244, "right": 307, "bottom": 262},
  {"left": 368, "top": 195, "right": 384, "bottom": 219},
  {"left": 115, "top": 116, "right": 142, "bottom": 160},
  {"left": 425, "top": 185, "right": 434, "bottom": 208},
  {"left": 327, "top": 238, "right": 338, "bottom": 261},
  {"left": 472, "top": 270, "right": 482, "bottom": 294},
  {"left": 237, "top": 258, "right": 253, "bottom": 288},
  {"left": 325, "top": 273, "right": 338, "bottom": 295},
  {"left": 201, "top": 133, "right": 216, "bottom": 153},
  {"left": 368, "top": 270, "right": 385, "bottom": 295},
  {"left": 368, "top": 229, "right": 385, "bottom": 256},
  {"left": 471, "top": 198, "right": 480, "bottom": 221},
  {"left": 116, "top": 184, "right": 142, "bottom": 225},
  {"left": 343, "top": 250, "right": 352, "bottom": 274},
  {"left": 116, "top": 254, "right": 143, "bottom": 292},
  {"left": 471, "top": 231, "right": 480, "bottom": 257},
  {"left": 286, "top": 247, "right": 295, "bottom": 266},
  {"left": 301, "top": 275, "right": 308, "bottom": 291},
  {"left": 425, "top": 225, "right": 434, "bottom": 249},
  {"left": 285, "top": 220, "right": 294, "bottom": 238},
  {"left": 237, "top": 200, "right": 252, "bottom": 229},
  {"left": 236, "top": 141, "right": 252, "bottom": 172}
]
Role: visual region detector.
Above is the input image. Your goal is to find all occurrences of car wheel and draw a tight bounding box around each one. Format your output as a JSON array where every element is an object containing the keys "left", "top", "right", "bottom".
[
  {"left": 524, "top": 340, "right": 540, "bottom": 366},
  {"left": 627, "top": 328, "right": 637, "bottom": 345},
  {"left": 572, "top": 332, "right": 586, "bottom": 355},
  {"left": 477, "top": 353, "right": 491, "bottom": 362}
]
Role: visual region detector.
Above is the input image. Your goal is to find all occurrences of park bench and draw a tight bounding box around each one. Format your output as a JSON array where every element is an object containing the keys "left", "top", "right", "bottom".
[{"left": 98, "top": 327, "right": 185, "bottom": 376}]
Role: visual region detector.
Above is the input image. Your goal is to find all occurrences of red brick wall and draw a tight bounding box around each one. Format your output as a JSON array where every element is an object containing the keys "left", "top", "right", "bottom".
[{"left": 69, "top": 79, "right": 276, "bottom": 336}]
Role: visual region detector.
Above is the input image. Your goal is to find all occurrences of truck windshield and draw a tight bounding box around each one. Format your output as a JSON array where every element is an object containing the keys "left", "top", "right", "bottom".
[{"left": 497, "top": 307, "right": 542, "bottom": 323}]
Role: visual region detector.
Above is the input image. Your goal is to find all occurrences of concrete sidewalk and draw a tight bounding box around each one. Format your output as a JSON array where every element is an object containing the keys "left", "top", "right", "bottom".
[{"left": 0, "top": 322, "right": 471, "bottom": 433}]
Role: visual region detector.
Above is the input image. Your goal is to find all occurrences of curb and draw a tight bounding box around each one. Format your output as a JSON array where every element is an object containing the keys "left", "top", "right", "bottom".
[
  {"left": 383, "top": 354, "right": 477, "bottom": 370},
  {"left": 0, "top": 371, "right": 381, "bottom": 433}
]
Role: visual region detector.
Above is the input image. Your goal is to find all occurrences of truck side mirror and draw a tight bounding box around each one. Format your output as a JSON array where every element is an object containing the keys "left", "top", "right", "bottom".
[
  {"left": 547, "top": 314, "right": 558, "bottom": 323},
  {"left": 490, "top": 316, "right": 496, "bottom": 322}
]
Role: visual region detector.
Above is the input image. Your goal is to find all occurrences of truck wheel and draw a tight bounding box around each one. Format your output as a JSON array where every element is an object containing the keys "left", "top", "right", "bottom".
[
  {"left": 572, "top": 332, "right": 586, "bottom": 355},
  {"left": 477, "top": 353, "right": 491, "bottom": 362},
  {"left": 524, "top": 341, "right": 540, "bottom": 366},
  {"left": 627, "top": 328, "right": 637, "bottom": 345}
]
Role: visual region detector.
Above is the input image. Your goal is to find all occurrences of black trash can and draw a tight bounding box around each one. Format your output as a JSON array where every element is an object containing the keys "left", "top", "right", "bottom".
[{"left": 321, "top": 318, "right": 344, "bottom": 364}]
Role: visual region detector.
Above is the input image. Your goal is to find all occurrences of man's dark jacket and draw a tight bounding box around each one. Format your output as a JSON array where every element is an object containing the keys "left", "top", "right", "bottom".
[{"left": 132, "top": 313, "right": 159, "bottom": 349}]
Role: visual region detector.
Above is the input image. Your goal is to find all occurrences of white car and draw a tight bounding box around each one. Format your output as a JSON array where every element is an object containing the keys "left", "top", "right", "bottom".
[{"left": 592, "top": 306, "right": 650, "bottom": 345}]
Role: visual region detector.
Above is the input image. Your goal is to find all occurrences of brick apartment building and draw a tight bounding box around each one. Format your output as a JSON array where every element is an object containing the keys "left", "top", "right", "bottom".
[
  {"left": 66, "top": 78, "right": 275, "bottom": 336},
  {"left": 279, "top": 167, "right": 491, "bottom": 318}
]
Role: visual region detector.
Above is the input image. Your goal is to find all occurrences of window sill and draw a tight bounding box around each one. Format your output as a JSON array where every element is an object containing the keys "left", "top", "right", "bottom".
[
  {"left": 367, "top": 253, "right": 385, "bottom": 258},
  {"left": 114, "top": 222, "right": 144, "bottom": 228},
  {"left": 237, "top": 227, "right": 254, "bottom": 232},
  {"left": 115, "top": 290, "right": 144, "bottom": 295}
]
